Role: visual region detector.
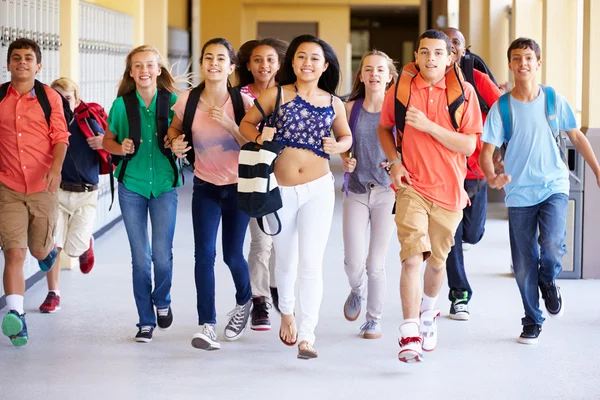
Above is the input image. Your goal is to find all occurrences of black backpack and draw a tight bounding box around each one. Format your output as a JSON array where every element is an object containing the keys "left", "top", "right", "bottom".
[
  {"left": 459, "top": 48, "right": 499, "bottom": 114},
  {"left": 116, "top": 89, "right": 179, "bottom": 186},
  {"left": 181, "top": 85, "right": 246, "bottom": 167},
  {"left": 0, "top": 79, "right": 73, "bottom": 127}
]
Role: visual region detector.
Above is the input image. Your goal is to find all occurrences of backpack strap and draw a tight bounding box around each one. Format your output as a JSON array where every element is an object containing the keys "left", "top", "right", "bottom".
[
  {"left": 182, "top": 85, "right": 202, "bottom": 166},
  {"left": 541, "top": 85, "right": 559, "bottom": 133},
  {"left": 460, "top": 53, "right": 490, "bottom": 114},
  {"left": 343, "top": 98, "right": 364, "bottom": 197},
  {"left": 120, "top": 91, "right": 142, "bottom": 183},
  {"left": 228, "top": 86, "right": 246, "bottom": 126},
  {"left": 0, "top": 83, "right": 8, "bottom": 103},
  {"left": 498, "top": 92, "right": 512, "bottom": 143},
  {"left": 34, "top": 80, "right": 52, "bottom": 126}
]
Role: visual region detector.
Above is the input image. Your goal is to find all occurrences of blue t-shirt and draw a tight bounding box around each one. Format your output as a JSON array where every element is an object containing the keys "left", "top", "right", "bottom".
[
  {"left": 61, "top": 117, "right": 103, "bottom": 185},
  {"left": 481, "top": 88, "right": 577, "bottom": 207}
]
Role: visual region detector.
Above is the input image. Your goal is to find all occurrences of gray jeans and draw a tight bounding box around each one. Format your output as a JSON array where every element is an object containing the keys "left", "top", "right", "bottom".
[
  {"left": 342, "top": 185, "right": 396, "bottom": 321},
  {"left": 248, "top": 218, "right": 276, "bottom": 299}
]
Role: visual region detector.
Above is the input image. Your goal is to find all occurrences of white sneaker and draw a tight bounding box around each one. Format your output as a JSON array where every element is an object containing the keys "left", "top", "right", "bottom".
[
  {"left": 191, "top": 324, "right": 220, "bottom": 350},
  {"left": 420, "top": 309, "right": 441, "bottom": 352},
  {"left": 398, "top": 322, "right": 423, "bottom": 363}
]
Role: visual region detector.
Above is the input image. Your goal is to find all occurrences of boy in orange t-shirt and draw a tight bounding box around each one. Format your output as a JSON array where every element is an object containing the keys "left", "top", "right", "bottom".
[{"left": 377, "top": 30, "right": 482, "bottom": 363}]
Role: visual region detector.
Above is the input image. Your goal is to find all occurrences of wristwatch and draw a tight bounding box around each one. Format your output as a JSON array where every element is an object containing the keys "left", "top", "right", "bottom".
[{"left": 385, "top": 156, "right": 402, "bottom": 174}]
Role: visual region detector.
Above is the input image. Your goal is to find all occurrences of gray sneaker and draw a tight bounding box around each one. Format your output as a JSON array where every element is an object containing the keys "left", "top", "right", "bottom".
[
  {"left": 344, "top": 291, "right": 363, "bottom": 321},
  {"left": 359, "top": 320, "right": 382, "bottom": 339},
  {"left": 192, "top": 323, "right": 220, "bottom": 350},
  {"left": 224, "top": 299, "right": 252, "bottom": 341}
]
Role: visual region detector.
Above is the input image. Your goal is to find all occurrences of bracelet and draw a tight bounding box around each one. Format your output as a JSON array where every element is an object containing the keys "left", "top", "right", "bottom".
[
  {"left": 385, "top": 156, "right": 402, "bottom": 174},
  {"left": 255, "top": 132, "right": 262, "bottom": 143}
]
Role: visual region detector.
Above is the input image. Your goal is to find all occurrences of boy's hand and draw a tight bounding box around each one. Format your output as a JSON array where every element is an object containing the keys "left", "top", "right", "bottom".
[
  {"left": 87, "top": 134, "right": 104, "bottom": 150},
  {"left": 389, "top": 162, "right": 412, "bottom": 189},
  {"left": 44, "top": 166, "right": 61, "bottom": 193},
  {"left": 405, "top": 106, "right": 433, "bottom": 133},
  {"left": 488, "top": 173, "right": 511, "bottom": 189}
]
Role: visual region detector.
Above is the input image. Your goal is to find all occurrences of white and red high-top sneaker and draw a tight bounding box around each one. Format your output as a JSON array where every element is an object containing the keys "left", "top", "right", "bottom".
[
  {"left": 420, "top": 309, "right": 441, "bottom": 352},
  {"left": 398, "top": 321, "right": 423, "bottom": 363}
]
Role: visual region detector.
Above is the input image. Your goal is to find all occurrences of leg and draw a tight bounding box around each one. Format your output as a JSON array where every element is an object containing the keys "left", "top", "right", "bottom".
[
  {"left": 46, "top": 192, "right": 70, "bottom": 292},
  {"left": 118, "top": 184, "right": 154, "bottom": 328},
  {"left": 296, "top": 174, "right": 335, "bottom": 346},
  {"left": 149, "top": 189, "right": 178, "bottom": 310},
  {"left": 508, "top": 204, "right": 544, "bottom": 326},
  {"left": 191, "top": 179, "right": 222, "bottom": 325},
  {"left": 248, "top": 218, "right": 273, "bottom": 298},
  {"left": 537, "top": 194, "right": 568, "bottom": 285},
  {"left": 364, "top": 188, "right": 396, "bottom": 321}
]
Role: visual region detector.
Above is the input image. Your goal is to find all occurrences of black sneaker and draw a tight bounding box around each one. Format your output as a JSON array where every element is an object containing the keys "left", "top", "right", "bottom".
[
  {"left": 251, "top": 296, "right": 271, "bottom": 331},
  {"left": 157, "top": 306, "right": 173, "bottom": 330},
  {"left": 518, "top": 324, "right": 542, "bottom": 345},
  {"left": 539, "top": 281, "right": 564, "bottom": 317},
  {"left": 224, "top": 299, "right": 252, "bottom": 341},
  {"left": 135, "top": 326, "right": 154, "bottom": 343},
  {"left": 270, "top": 287, "right": 280, "bottom": 313},
  {"left": 449, "top": 290, "right": 470, "bottom": 321}
]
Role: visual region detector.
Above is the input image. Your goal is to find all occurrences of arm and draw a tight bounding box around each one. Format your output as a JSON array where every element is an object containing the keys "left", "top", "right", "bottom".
[
  {"left": 45, "top": 90, "right": 70, "bottom": 192},
  {"left": 44, "top": 142, "right": 67, "bottom": 193},
  {"left": 341, "top": 101, "right": 354, "bottom": 160},
  {"left": 567, "top": 128, "right": 600, "bottom": 187},
  {"left": 239, "top": 86, "right": 280, "bottom": 144},
  {"left": 167, "top": 115, "right": 192, "bottom": 159},
  {"left": 323, "top": 97, "right": 352, "bottom": 155},
  {"left": 479, "top": 142, "right": 511, "bottom": 189},
  {"left": 102, "top": 127, "right": 133, "bottom": 156},
  {"left": 377, "top": 124, "right": 411, "bottom": 188}
]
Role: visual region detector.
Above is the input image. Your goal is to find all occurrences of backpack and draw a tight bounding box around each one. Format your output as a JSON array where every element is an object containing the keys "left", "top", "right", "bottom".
[
  {"left": 498, "top": 85, "right": 580, "bottom": 184},
  {"left": 73, "top": 100, "right": 113, "bottom": 175},
  {"left": 342, "top": 97, "right": 364, "bottom": 197},
  {"left": 238, "top": 86, "right": 285, "bottom": 235},
  {"left": 0, "top": 79, "right": 73, "bottom": 129},
  {"left": 460, "top": 48, "right": 499, "bottom": 114},
  {"left": 181, "top": 85, "right": 246, "bottom": 167}
]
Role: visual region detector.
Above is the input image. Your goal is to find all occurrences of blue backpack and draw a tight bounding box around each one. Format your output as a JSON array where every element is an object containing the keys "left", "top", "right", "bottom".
[{"left": 498, "top": 85, "right": 580, "bottom": 184}]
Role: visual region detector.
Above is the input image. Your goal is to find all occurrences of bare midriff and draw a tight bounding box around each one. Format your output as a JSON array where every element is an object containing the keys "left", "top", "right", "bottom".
[{"left": 274, "top": 147, "right": 330, "bottom": 186}]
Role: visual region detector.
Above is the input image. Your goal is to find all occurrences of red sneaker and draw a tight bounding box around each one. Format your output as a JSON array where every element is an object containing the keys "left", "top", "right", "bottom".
[
  {"left": 39, "top": 292, "right": 61, "bottom": 313},
  {"left": 79, "top": 237, "right": 95, "bottom": 274}
]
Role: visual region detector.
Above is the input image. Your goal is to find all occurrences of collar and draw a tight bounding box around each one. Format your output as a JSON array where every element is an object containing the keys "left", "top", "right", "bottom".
[
  {"left": 5, "top": 83, "right": 37, "bottom": 98},
  {"left": 135, "top": 89, "right": 158, "bottom": 113},
  {"left": 414, "top": 73, "right": 447, "bottom": 90}
]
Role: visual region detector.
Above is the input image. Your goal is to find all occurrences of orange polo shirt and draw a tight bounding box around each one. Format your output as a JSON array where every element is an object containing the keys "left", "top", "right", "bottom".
[
  {"left": 0, "top": 83, "right": 70, "bottom": 194},
  {"left": 380, "top": 73, "right": 483, "bottom": 211}
]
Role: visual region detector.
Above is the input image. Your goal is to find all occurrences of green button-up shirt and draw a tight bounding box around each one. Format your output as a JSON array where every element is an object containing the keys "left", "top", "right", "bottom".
[{"left": 108, "top": 90, "right": 180, "bottom": 199}]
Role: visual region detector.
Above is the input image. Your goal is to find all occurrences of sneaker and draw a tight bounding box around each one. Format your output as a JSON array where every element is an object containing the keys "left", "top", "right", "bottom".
[
  {"left": 192, "top": 323, "right": 220, "bottom": 350},
  {"left": 359, "top": 320, "right": 382, "bottom": 339},
  {"left": 38, "top": 245, "right": 58, "bottom": 272},
  {"left": 79, "top": 237, "right": 95, "bottom": 274},
  {"left": 449, "top": 290, "right": 470, "bottom": 321},
  {"left": 39, "top": 292, "right": 61, "bottom": 313},
  {"left": 224, "top": 299, "right": 252, "bottom": 341},
  {"left": 398, "top": 322, "right": 423, "bottom": 363},
  {"left": 135, "top": 326, "right": 154, "bottom": 343},
  {"left": 539, "top": 281, "right": 564, "bottom": 317},
  {"left": 270, "top": 287, "right": 280, "bottom": 313},
  {"left": 420, "top": 309, "right": 441, "bottom": 352},
  {"left": 251, "top": 296, "right": 271, "bottom": 331},
  {"left": 2, "top": 311, "right": 28, "bottom": 347},
  {"left": 156, "top": 306, "right": 173, "bottom": 330},
  {"left": 343, "top": 291, "right": 363, "bottom": 321},
  {"left": 518, "top": 324, "right": 542, "bottom": 345}
]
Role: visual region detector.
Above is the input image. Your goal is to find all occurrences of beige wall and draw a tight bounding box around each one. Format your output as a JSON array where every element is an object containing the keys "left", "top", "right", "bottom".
[{"left": 168, "top": 0, "right": 189, "bottom": 29}]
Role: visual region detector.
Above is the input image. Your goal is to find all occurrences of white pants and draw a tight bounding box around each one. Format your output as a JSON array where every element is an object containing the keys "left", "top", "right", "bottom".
[
  {"left": 342, "top": 185, "right": 396, "bottom": 321},
  {"left": 56, "top": 189, "right": 98, "bottom": 257},
  {"left": 248, "top": 218, "right": 277, "bottom": 298},
  {"left": 268, "top": 173, "right": 335, "bottom": 345}
]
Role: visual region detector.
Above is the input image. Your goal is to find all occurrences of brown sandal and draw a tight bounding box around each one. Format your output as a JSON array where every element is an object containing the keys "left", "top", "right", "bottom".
[
  {"left": 279, "top": 313, "right": 297, "bottom": 346},
  {"left": 297, "top": 340, "right": 318, "bottom": 359}
]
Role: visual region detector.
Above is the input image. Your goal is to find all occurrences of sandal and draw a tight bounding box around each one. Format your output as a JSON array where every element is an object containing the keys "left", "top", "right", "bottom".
[
  {"left": 279, "top": 313, "right": 297, "bottom": 346},
  {"left": 297, "top": 340, "right": 318, "bottom": 360}
]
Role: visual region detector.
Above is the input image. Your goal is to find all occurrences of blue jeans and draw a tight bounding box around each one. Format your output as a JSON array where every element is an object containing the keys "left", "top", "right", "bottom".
[
  {"left": 118, "top": 183, "right": 178, "bottom": 328},
  {"left": 446, "top": 179, "right": 487, "bottom": 301},
  {"left": 192, "top": 177, "right": 251, "bottom": 325},
  {"left": 508, "top": 193, "right": 568, "bottom": 326}
]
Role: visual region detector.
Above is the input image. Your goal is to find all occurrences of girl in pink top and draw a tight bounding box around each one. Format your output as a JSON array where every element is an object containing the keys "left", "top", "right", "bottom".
[
  {"left": 168, "top": 38, "right": 253, "bottom": 351},
  {"left": 235, "top": 38, "right": 288, "bottom": 332}
]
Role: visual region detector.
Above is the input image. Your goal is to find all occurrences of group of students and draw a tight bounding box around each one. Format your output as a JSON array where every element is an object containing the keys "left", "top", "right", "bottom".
[{"left": 1, "top": 27, "right": 599, "bottom": 363}]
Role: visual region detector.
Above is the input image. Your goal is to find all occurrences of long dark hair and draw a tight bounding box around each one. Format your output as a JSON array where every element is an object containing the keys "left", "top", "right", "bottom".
[
  {"left": 235, "top": 38, "right": 288, "bottom": 88},
  {"left": 197, "top": 37, "right": 237, "bottom": 90},
  {"left": 346, "top": 50, "right": 398, "bottom": 102},
  {"left": 277, "top": 35, "right": 340, "bottom": 95}
]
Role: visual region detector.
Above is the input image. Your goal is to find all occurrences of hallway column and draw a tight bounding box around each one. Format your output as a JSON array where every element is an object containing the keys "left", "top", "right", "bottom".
[
  {"left": 486, "top": 0, "right": 510, "bottom": 88},
  {"left": 541, "top": 0, "right": 577, "bottom": 104},
  {"left": 144, "top": 0, "right": 168, "bottom": 56},
  {"left": 459, "top": 0, "right": 488, "bottom": 63},
  {"left": 581, "top": 0, "right": 600, "bottom": 279},
  {"left": 59, "top": 0, "right": 79, "bottom": 79},
  {"left": 510, "top": 0, "right": 542, "bottom": 42}
]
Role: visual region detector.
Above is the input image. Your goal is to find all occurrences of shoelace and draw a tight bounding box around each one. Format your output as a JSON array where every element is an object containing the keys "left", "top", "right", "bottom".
[
  {"left": 255, "top": 302, "right": 271, "bottom": 319},
  {"left": 157, "top": 307, "right": 170, "bottom": 317},
  {"left": 400, "top": 336, "right": 422, "bottom": 347},
  {"left": 454, "top": 302, "right": 468, "bottom": 313},
  {"left": 359, "top": 320, "right": 378, "bottom": 335},
  {"left": 227, "top": 305, "right": 247, "bottom": 330},
  {"left": 349, "top": 294, "right": 362, "bottom": 310},
  {"left": 140, "top": 326, "right": 152, "bottom": 334},
  {"left": 203, "top": 324, "right": 217, "bottom": 340}
]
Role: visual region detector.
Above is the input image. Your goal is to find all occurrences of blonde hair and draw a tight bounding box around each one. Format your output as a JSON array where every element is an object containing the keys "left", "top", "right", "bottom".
[
  {"left": 51, "top": 77, "right": 80, "bottom": 102},
  {"left": 117, "top": 45, "right": 180, "bottom": 97},
  {"left": 347, "top": 50, "right": 398, "bottom": 102}
]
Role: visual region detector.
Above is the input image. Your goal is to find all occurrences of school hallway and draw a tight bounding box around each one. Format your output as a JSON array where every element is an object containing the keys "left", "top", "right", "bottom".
[{"left": 1, "top": 164, "right": 600, "bottom": 400}]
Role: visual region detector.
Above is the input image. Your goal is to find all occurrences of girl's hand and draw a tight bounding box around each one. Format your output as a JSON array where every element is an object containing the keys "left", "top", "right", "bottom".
[
  {"left": 342, "top": 156, "right": 357, "bottom": 173},
  {"left": 209, "top": 106, "right": 235, "bottom": 131},
  {"left": 121, "top": 138, "right": 135, "bottom": 155},
  {"left": 322, "top": 136, "right": 339, "bottom": 154},
  {"left": 258, "top": 127, "right": 276, "bottom": 144},
  {"left": 170, "top": 134, "right": 192, "bottom": 159}
]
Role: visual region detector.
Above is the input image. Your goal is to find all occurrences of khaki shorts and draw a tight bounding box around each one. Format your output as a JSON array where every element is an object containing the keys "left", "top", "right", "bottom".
[
  {"left": 0, "top": 182, "right": 59, "bottom": 252},
  {"left": 56, "top": 189, "right": 98, "bottom": 257},
  {"left": 394, "top": 186, "right": 463, "bottom": 266}
]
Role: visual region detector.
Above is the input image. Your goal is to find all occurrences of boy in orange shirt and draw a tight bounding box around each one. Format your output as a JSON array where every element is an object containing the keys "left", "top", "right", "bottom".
[
  {"left": 0, "top": 39, "right": 69, "bottom": 347},
  {"left": 377, "top": 30, "right": 482, "bottom": 363}
]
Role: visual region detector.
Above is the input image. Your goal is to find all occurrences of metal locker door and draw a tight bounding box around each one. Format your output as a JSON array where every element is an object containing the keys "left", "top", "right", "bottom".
[
  {"left": 52, "top": 0, "right": 59, "bottom": 82},
  {"left": 1, "top": 0, "right": 9, "bottom": 83}
]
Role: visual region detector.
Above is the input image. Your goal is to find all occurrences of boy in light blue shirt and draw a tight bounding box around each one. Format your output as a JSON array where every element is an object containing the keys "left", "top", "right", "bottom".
[{"left": 480, "top": 37, "right": 600, "bottom": 345}]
